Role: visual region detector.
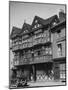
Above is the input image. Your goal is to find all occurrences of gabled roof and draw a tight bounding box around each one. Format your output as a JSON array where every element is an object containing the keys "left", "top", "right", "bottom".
[
  {"left": 31, "top": 15, "right": 45, "bottom": 25},
  {"left": 31, "top": 15, "right": 59, "bottom": 30},
  {"left": 10, "top": 26, "right": 22, "bottom": 39},
  {"left": 23, "top": 22, "right": 31, "bottom": 31},
  {"left": 51, "top": 12, "right": 66, "bottom": 33},
  {"left": 51, "top": 19, "right": 66, "bottom": 33},
  {"left": 31, "top": 16, "right": 45, "bottom": 29},
  {"left": 21, "top": 22, "right": 31, "bottom": 35},
  {"left": 10, "top": 23, "right": 31, "bottom": 39},
  {"left": 10, "top": 14, "right": 60, "bottom": 39},
  {"left": 44, "top": 15, "right": 59, "bottom": 25}
]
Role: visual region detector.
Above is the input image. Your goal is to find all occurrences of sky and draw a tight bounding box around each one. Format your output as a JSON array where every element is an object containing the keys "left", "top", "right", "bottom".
[
  {"left": 10, "top": 2, "right": 65, "bottom": 33},
  {"left": 9, "top": 1, "right": 65, "bottom": 68}
]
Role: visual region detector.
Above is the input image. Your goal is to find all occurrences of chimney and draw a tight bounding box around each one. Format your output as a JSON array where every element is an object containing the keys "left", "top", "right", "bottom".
[{"left": 59, "top": 9, "right": 66, "bottom": 21}]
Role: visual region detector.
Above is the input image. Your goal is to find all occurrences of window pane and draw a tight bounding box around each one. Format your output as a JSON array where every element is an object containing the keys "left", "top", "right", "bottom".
[{"left": 57, "top": 44, "right": 62, "bottom": 56}]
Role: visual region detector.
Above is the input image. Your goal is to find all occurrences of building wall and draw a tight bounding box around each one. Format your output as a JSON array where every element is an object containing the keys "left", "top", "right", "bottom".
[
  {"left": 51, "top": 26, "right": 66, "bottom": 81},
  {"left": 52, "top": 27, "right": 66, "bottom": 59}
]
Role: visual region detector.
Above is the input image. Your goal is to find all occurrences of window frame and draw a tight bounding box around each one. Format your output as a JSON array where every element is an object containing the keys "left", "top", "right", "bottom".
[{"left": 57, "top": 43, "right": 62, "bottom": 56}]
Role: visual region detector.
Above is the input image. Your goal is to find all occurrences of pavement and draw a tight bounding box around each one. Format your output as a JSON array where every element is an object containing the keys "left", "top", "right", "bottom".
[
  {"left": 10, "top": 80, "right": 66, "bottom": 89},
  {"left": 28, "top": 80, "right": 66, "bottom": 87}
]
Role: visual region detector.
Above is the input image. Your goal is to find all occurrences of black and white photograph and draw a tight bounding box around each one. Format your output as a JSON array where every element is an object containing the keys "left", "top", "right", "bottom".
[{"left": 9, "top": 1, "right": 66, "bottom": 89}]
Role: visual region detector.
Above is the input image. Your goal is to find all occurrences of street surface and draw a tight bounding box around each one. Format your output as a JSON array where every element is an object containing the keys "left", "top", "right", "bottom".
[
  {"left": 10, "top": 80, "right": 66, "bottom": 89},
  {"left": 28, "top": 80, "right": 66, "bottom": 87}
]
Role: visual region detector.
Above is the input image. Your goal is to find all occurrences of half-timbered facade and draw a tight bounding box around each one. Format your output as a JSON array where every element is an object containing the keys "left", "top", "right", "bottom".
[{"left": 10, "top": 11, "right": 66, "bottom": 82}]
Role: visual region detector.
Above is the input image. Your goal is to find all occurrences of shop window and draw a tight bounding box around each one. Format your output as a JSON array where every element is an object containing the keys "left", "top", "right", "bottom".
[
  {"left": 57, "top": 43, "right": 62, "bottom": 56},
  {"left": 59, "top": 64, "right": 66, "bottom": 79}
]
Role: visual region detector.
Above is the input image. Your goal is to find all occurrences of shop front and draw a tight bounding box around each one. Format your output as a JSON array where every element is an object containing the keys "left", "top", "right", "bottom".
[
  {"left": 14, "top": 62, "right": 54, "bottom": 82},
  {"left": 35, "top": 63, "right": 53, "bottom": 81},
  {"left": 53, "top": 57, "right": 66, "bottom": 82}
]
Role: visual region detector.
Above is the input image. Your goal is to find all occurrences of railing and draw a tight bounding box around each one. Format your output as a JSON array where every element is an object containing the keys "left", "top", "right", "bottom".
[
  {"left": 12, "top": 37, "right": 51, "bottom": 51},
  {"left": 33, "top": 37, "right": 51, "bottom": 45},
  {"left": 12, "top": 42, "right": 29, "bottom": 51},
  {"left": 13, "top": 55, "right": 52, "bottom": 66},
  {"left": 18, "top": 58, "right": 31, "bottom": 65},
  {"left": 34, "top": 55, "right": 52, "bottom": 63}
]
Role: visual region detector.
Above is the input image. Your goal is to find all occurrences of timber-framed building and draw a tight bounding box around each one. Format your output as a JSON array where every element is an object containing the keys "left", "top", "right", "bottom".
[{"left": 10, "top": 10, "right": 66, "bottom": 82}]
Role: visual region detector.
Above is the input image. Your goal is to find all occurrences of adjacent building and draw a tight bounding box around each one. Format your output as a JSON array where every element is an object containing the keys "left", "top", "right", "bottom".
[
  {"left": 10, "top": 11, "right": 66, "bottom": 82},
  {"left": 51, "top": 11, "right": 66, "bottom": 81}
]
